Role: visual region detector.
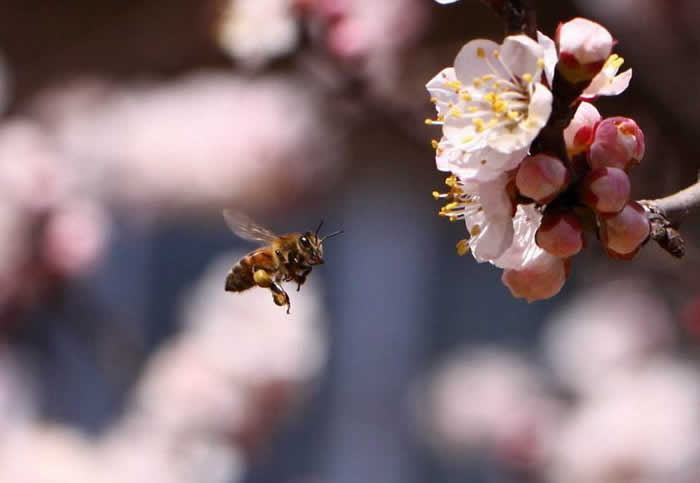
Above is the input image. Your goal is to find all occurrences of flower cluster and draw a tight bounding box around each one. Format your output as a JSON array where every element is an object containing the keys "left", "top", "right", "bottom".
[{"left": 427, "top": 17, "right": 644, "bottom": 301}]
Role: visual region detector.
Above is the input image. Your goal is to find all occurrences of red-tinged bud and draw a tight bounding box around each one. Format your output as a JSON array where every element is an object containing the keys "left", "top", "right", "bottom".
[
  {"left": 580, "top": 167, "right": 631, "bottom": 214},
  {"left": 502, "top": 256, "right": 570, "bottom": 302},
  {"left": 588, "top": 117, "right": 645, "bottom": 171},
  {"left": 556, "top": 18, "right": 613, "bottom": 83},
  {"left": 535, "top": 212, "right": 584, "bottom": 258},
  {"left": 515, "top": 154, "right": 569, "bottom": 204},
  {"left": 564, "top": 102, "right": 601, "bottom": 157},
  {"left": 599, "top": 201, "right": 650, "bottom": 258}
]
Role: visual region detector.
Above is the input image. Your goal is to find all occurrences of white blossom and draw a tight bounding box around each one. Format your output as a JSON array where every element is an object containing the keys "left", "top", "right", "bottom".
[{"left": 427, "top": 34, "right": 553, "bottom": 182}]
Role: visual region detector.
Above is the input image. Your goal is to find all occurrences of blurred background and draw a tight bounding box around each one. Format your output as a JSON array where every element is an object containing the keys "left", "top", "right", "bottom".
[{"left": 0, "top": 0, "right": 699, "bottom": 482}]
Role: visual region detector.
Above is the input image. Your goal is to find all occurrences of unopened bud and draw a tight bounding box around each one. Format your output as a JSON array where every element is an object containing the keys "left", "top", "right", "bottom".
[
  {"left": 599, "top": 201, "right": 649, "bottom": 258},
  {"left": 556, "top": 18, "right": 613, "bottom": 82},
  {"left": 502, "top": 255, "right": 570, "bottom": 302},
  {"left": 515, "top": 154, "right": 569, "bottom": 203},
  {"left": 580, "top": 167, "right": 631, "bottom": 214},
  {"left": 564, "top": 102, "right": 601, "bottom": 157},
  {"left": 589, "top": 117, "right": 645, "bottom": 171},
  {"left": 535, "top": 212, "right": 584, "bottom": 258}
]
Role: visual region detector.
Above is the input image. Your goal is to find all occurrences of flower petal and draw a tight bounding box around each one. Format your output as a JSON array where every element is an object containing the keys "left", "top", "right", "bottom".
[
  {"left": 454, "top": 39, "right": 503, "bottom": 83},
  {"left": 500, "top": 35, "right": 544, "bottom": 80},
  {"left": 493, "top": 204, "right": 543, "bottom": 270},
  {"left": 426, "top": 68, "right": 459, "bottom": 116},
  {"left": 537, "top": 31, "right": 557, "bottom": 86},
  {"left": 582, "top": 68, "right": 632, "bottom": 99},
  {"left": 451, "top": 147, "right": 527, "bottom": 182}
]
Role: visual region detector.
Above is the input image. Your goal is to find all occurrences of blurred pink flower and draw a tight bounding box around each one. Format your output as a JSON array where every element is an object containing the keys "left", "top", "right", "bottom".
[
  {"left": 42, "top": 198, "right": 110, "bottom": 277},
  {"left": 426, "top": 348, "right": 561, "bottom": 468},
  {"left": 548, "top": 361, "right": 700, "bottom": 483},
  {"left": 543, "top": 280, "right": 675, "bottom": 395},
  {"left": 32, "top": 74, "right": 339, "bottom": 215}
]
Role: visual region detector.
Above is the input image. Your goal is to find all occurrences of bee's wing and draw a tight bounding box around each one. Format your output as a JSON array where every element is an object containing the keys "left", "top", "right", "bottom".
[{"left": 222, "top": 210, "right": 278, "bottom": 243}]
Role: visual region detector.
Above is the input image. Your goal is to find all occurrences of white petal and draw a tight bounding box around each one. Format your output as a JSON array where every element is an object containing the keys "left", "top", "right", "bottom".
[
  {"left": 478, "top": 174, "right": 513, "bottom": 217},
  {"left": 454, "top": 39, "right": 504, "bottom": 83},
  {"left": 582, "top": 68, "right": 632, "bottom": 99},
  {"left": 470, "top": 215, "right": 514, "bottom": 262},
  {"left": 451, "top": 147, "right": 527, "bottom": 182},
  {"left": 527, "top": 82, "right": 554, "bottom": 128},
  {"left": 435, "top": 137, "right": 460, "bottom": 172},
  {"left": 537, "top": 31, "right": 557, "bottom": 86},
  {"left": 493, "top": 204, "right": 543, "bottom": 269},
  {"left": 426, "top": 68, "right": 460, "bottom": 116},
  {"left": 500, "top": 35, "right": 544, "bottom": 80}
]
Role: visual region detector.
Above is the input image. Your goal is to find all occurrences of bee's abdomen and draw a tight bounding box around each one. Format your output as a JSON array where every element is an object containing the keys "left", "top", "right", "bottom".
[{"left": 225, "top": 258, "right": 254, "bottom": 292}]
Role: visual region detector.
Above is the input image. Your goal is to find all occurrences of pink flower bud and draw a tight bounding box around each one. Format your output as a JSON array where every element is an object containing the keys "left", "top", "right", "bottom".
[
  {"left": 502, "top": 255, "right": 570, "bottom": 302},
  {"left": 535, "top": 212, "right": 584, "bottom": 258},
  {"left": 563, "top": 102, "right": 600, "bottom": 157},
  {"left": 580, "top": 167, "right": 631, "bottom": 214},
  {"left": 599, "top": 201, "right": 649, "bottom": 259},
  {"left": 515, "top": 154, "right": 569, "bottom": 203},
  {"left": 556, "top": 18, "right": 613, "bottom": 82},
  {"left": 588, "top": 117, "right": 645, "bottom": 171}
]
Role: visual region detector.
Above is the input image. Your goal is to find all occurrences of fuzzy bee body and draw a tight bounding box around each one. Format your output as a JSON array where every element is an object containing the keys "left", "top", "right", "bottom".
[{"left": 223, "top": 211, "right": 341, "bottom": 314}]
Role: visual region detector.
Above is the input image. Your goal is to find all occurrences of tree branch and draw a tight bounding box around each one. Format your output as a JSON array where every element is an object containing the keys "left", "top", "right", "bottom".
[
  {"left": 478, "top": 0, "right": 537, "bottom": 38},
  {"left": 640, "top": 178, "right": 700, "bottom": 258}
]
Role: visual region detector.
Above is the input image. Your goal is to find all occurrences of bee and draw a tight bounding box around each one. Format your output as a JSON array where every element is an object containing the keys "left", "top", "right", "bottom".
[{"left": 222, "top": 210, "right": 343, "bottom": 314}]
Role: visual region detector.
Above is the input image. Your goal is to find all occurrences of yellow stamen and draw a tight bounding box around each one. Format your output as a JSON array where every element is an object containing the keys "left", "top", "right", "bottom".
[
  {"left": 430, "top": 96, "right": 437, "bottom": 103},
  {"left": 537, "top": 58, "right": 544, "bottom": 69},
  {"left": 476, "top": 47, "right": 485, "bottom": 58},
  {"left": 492, "top": 99, "right": 507, "bottom": 113},
  {"left": 522, "top": 73, "right": 533, "bottom": 83},
  {"left": 470, "top": 225, "right": 482, "bottom": 236},
  {"left": 473, "top": 77, "right": 483, "bottom": 87},
  {"left": 431, "top": 139, "right": 439, "bottom": 149},
  {"left": 432, "top": 191, "right": 441, "bottom": 199},
  {"left": 460, "top": 92, "right": 472, "bottom": 101},
  {"left": 448, "top": 107, "right": 462, "bottom": 119},
  {"left": 424, "top": 118, "right": 434, "bottom": 125},
  {"left": 445, "top": 175, "right": 457, "bottom": 187},
  {"left": 472, "top": 118, "right": 486, "bottom": 132},
  {"left": 482, "top": 74, "right": 495, "bottom": 82},
  {"left": 446, "top": 80, "right": 462, "bottom": 91},
  {"left": 461, "top": 135, "right": 474, "bottom": 144}
]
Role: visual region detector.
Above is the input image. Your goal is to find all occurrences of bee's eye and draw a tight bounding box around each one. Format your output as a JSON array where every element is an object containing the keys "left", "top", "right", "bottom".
[{"left": 300, "top": 236, "right": 311, "bottom": 248}]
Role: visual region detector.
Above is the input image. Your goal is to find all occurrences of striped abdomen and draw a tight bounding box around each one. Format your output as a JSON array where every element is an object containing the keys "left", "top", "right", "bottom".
[{"left": 225, "top": 249, "right": 276, "bottom": 292}]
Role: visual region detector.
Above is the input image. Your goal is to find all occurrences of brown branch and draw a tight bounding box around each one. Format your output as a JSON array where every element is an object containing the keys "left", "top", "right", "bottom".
[
  {"left": 640, "top": 178, "right": 700, "bottom": 258},
  {"left": 478, "top": 0, "right": 537, "bottom": 38}
]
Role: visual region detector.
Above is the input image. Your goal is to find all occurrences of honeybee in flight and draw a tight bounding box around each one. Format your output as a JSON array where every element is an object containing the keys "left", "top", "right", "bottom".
[{"left": 223, "top": 210, "right": 343, "bottom": 314}]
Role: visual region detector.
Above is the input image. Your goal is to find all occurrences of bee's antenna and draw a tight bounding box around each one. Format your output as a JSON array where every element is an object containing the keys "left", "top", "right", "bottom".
[
  {"left": 321, "top": 230, "right": 343, "bottom": 242},
  {"left": 315, "top": 219, "right": 324, "bottom": 237}
]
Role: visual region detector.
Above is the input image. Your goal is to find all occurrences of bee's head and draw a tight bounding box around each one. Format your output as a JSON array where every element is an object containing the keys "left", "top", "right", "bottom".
[
  {"left": 298, "top": 232, "right": 324, "bottom": 264},
  {"left": 298, "top": 221, "right": 343, "bottom": 265}
]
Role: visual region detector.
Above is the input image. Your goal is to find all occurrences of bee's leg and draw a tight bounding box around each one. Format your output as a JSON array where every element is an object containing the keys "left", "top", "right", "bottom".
[
  {"left": 252, "top": 266, "right": 290, "bottom": 313},
  {"left": 294, "top": 266, "right": 312, "bottom": 292}
]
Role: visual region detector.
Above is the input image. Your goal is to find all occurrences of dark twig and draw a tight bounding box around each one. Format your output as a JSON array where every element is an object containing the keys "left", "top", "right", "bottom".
[
  {"left": 478, "top": 0, "right": 537, "bottom": 38},
  {"left": 640, "top": 178, "right": 700, "bottom": 258}
]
